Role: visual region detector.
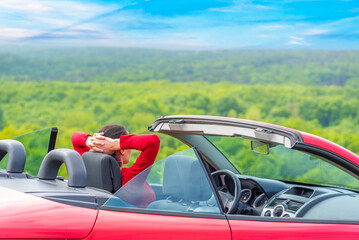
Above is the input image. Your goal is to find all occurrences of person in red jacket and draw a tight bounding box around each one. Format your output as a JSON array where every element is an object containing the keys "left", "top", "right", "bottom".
[{"left": 71, "top": 125, "right": 160, "bottom": 207}]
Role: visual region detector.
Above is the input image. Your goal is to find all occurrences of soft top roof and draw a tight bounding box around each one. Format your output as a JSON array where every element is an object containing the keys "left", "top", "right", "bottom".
[
  {"left": 150, "top": 115, "right": 303, "bottom": 148},
  {"left": 150, "top": 115, "right": 359, "bottom": 165}
]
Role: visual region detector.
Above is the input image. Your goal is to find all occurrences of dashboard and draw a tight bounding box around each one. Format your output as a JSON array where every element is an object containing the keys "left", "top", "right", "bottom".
[
  {"left": 227, "top": 175, "right": 288, "bottom": 215},
  {"left": 231, "top": 175, "right": 359, "bottom": 220},
  {"left": 260, "top": 185, "right": 359, "bottom": 220}
]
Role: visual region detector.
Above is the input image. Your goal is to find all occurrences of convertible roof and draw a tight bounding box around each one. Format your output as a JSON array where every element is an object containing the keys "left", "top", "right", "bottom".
[
  {"left": 150, "top": 115, "right": 303, "bottom": 148},
  {"left": 150, "top": 115, "right": 359, "bottom": 165}
]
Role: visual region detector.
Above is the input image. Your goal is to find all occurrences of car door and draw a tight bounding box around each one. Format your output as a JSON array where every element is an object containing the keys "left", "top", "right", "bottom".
[
  {"left": 228, "top": 217, "right": 359, "bottom": 240},
  {"left": 89, "top": 211, "right": 230, "bottom": 240},
  {"left": 225, "top": 141, "right": 359, "bottom": 240},
  {"left": 86, "top": 148, "right": 231, "bottom": 240}
]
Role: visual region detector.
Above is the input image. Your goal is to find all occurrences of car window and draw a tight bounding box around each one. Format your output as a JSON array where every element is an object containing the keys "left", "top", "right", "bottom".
[
  {"left": 104, "top": 148, "right": 221, "bottom": 215},
  {"left": 206, "top": 136, "right": 359, "bottom": 190},
  {"left": 0, "top": 128, "right": 56, "bottom": 176}
]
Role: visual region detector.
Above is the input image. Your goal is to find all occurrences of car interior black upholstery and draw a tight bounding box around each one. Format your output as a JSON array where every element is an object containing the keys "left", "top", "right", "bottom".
[{"left": 82, "top": 152, "right": 122, "bottom": 193}]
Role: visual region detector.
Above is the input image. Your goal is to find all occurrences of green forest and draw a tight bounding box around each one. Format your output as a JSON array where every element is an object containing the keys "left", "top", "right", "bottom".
[
  {"left": 0, "top": 48, "right": 358, "bottom": 179},
  {"left": 1, "top": 48, "right": 359, "bottom": 87}
]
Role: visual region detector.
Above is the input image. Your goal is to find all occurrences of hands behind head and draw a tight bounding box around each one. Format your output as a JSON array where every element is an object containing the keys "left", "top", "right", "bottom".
[{"left": 86, "top": 132, "right": 120, "bottom": 155}]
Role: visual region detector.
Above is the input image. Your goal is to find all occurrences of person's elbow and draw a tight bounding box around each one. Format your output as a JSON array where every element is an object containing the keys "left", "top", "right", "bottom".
[
  {"left": 71, "top": 132, "right": 79, "bottom": 147},
  {"left": 71, "top": 131, "right": 85, "bottom": 148},
  {"left": 150, "top": 134, "right": 160, "bottom": 149}
]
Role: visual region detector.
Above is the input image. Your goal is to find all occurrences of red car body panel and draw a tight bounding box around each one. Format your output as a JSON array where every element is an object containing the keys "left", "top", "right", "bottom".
[
  {"left": 86, "top": 210, "right": 231, "bottom": 240},
  {"left": 0, "top": 187, "right": 98, "bottom": 239},
  {"left": 298, "top": 131, "right": 359, "bottom": 165},
  {"left": 229, "top": 219, "right": 359, "bottom": 240}
]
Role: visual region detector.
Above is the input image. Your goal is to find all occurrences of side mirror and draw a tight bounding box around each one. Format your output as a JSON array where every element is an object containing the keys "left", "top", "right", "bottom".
[{"left": 251, "top": 140, "right": 269, "bottom": 155}]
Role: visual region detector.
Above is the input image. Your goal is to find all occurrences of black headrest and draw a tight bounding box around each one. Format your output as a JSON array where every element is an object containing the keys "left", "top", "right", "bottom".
[
  {"left": 163, "top": 155, "right": 212, "bottom": 202},
  {"left": 82, "top": 152, "right": 122, "bottom": 193}
]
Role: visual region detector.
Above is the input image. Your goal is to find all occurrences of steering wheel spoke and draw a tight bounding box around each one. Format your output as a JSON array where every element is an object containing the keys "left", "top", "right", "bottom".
[{"left": 211, "top": 169, "right": 241, "bottom": 214}]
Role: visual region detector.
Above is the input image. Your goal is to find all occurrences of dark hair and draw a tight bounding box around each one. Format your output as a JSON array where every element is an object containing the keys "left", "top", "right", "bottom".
[
  {"left": 98, "top": 125, "right": 128, "bottom": 162},
  {"left": 98, "top": 125, "right": 128, "bottom": 139}
]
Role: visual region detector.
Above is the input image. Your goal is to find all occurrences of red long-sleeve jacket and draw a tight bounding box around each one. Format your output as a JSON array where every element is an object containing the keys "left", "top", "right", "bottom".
[{"left": 71, "top": 132, "right": 160, "bottom": 207}]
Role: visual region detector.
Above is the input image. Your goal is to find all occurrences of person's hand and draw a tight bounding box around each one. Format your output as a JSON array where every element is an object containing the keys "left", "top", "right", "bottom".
[
  {"left": 88, "top": 132, "right": 120, "bottom": 155},
  {"left": 85, "top": 133, "right": 106, "bottom": 152}
]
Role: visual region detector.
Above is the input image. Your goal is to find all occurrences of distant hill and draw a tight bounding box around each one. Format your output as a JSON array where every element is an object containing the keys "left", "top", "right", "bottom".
[{"left": 0, "top": 47, "right": 358, "bottom": 87}]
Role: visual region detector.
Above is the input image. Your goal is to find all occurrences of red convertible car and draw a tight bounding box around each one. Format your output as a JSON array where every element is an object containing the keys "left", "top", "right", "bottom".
[{"left": 0, "top": 115, "right": 359, "bottom": 239}]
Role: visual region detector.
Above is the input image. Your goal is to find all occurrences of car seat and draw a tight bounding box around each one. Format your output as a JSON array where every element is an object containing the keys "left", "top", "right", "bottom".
[
  {"left": 147, "top": 155, "right": 212, "bottom": 212},
  {"left": 82, "top": 152, "right": 122, "bottom": 193}
]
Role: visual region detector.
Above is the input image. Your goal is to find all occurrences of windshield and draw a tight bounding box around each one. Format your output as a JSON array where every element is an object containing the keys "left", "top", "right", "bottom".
[
  {"left": 206, "top": 136, "right": 359, "bottom": 190},
  {"left": 0, "top": 128, "right": 59, "bottom": 176}
]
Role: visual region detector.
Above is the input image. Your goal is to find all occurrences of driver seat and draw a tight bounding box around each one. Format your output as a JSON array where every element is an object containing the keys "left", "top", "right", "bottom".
[{"left": 82, "top": 152, "right": 122, "bottom": 193}]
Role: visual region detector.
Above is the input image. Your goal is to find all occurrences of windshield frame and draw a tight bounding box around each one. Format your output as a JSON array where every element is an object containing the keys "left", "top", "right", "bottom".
[{"left": 293, "top": 142, "right": 359, "bottom": 187}]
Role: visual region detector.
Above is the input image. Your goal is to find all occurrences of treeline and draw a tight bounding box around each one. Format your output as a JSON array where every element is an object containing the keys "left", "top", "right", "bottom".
[{"left": 1, "top": 48, "right": 359, "bottom": 87}]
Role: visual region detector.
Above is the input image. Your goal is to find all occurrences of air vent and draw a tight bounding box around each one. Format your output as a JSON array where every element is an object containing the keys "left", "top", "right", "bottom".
[
  {"left": 287, "top": 200, "right": 304, "bottom": 212},
  {"left": 269, "top": 198, "right": 286, "bottom": 207}
]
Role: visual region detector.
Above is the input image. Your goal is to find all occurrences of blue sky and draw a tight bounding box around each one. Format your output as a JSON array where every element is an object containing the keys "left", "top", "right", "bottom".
[{"left": 0, "top": 0, "right": 358, "bottom": 49}]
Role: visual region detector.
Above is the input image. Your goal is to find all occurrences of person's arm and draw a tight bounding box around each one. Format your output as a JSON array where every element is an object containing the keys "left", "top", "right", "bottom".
[
  {"left": 72, "top": 131, "right": 108, "bottom": 155},
  {"left": 71, "top": 131, "right": 91, "bottom": 155},
  {"left": 121, "top": 134, "right": 160, "bottom": 183}
]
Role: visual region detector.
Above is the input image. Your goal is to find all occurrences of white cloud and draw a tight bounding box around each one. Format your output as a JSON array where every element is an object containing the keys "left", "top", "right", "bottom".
[
  {"left": 254, "top": 5, "right": 277, "bottom": 10},
  {"left": 291, "top": 36, "right": 303, "bottom": 41},
  {"left": 208, "top": 2, "right": 277, "bottom": 13},
  {"left": 289, "top": 36, "right": 310, "bottom": 45},
  {"left": 259, "top": 34, "right": 271, "bottom": 38},
  {"left": 208, "top": 6, "right": 242, "bottom": 13},
  {"left": 0, "top": 0, "right": 114, "bottom": 15},
  {"left": 0, "top": 28, "right": 40, "bottom": 39},
  {"left": 0, "top": 0, "right": 120, "bottom": 41},
  {"left": 289, "top": 40, "right": 302, "bottom": 45},
  {"left": 28, "top": 17, "right": 74, "bottom": 27},
  {"left": 304, "top": 29, "right": 329, "bottom": 36},
  {"left": 0, "top": 0, "right": 52, "bottom": 13},
  {"left": 261, "top": 25, "right": 287, "bottom": 29},
  {"left": 324, "top": 15, "right": 359, "bottom": 27}
]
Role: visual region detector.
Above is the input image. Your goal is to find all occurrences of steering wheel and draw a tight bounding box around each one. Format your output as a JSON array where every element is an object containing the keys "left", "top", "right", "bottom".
[{"left": 211, "top": 169, "right": 241, "bottom": 214}]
